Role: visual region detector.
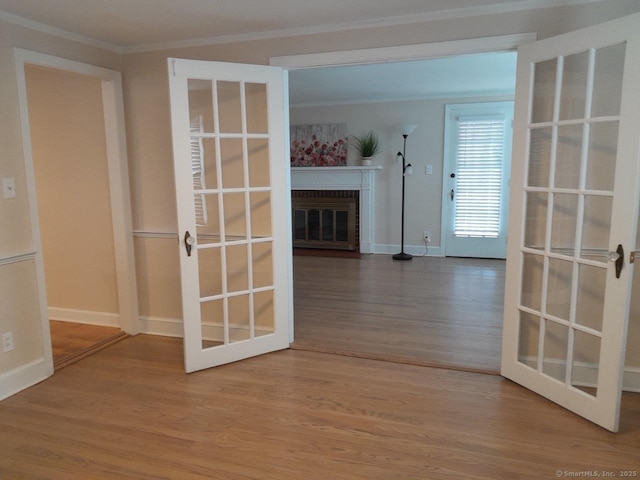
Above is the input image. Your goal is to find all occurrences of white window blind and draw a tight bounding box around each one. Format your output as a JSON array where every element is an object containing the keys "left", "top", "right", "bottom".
[
  {"left": 454, "top": 115, "right": 505, "bottom": 238},
  {"left": 190, "top": 115, "right": 207, "bottom": 226}
]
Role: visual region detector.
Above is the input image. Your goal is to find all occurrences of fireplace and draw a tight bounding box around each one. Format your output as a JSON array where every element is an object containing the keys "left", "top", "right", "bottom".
[
  {"left": 292, "top": 191, "right": 358, "bottom": 251},
  {"left": 290, "top": 166, "right": 380, "bottom": 253}
]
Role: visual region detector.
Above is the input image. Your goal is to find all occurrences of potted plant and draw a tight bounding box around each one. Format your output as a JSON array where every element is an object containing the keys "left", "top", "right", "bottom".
[{"left": 352, "top": 130, "right": 381, "bottom": 165}]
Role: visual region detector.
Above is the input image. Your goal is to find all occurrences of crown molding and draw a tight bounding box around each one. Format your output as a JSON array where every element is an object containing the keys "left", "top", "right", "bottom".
[
  {"left": 1, "top": 0, "right": 605, "bottom": 55},
  {"left": 0, "top": 10, "right": 122, "bottom": 54}
]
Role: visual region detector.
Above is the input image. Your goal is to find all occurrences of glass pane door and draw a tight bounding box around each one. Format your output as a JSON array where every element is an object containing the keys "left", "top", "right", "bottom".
[
  {"left": 169, "top": 59, "right": 291, "bottom": 373},
  {"left": 502, "top": 13, "right": 640, "bottom": 432}
]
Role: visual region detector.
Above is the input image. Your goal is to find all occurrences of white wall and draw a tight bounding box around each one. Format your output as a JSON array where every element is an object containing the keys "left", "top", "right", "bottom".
[{"left": 290, "top": 96, "right": 513, "bottom": 255}]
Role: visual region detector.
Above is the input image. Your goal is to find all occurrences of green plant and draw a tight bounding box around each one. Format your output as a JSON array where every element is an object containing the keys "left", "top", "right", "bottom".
[{"left": 352, "top": 131, "right": 381, "bottom": 158}]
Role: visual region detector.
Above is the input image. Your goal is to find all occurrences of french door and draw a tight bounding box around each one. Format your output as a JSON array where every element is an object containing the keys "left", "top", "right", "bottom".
[
  {"left": 502, "top": 13, "right": 640, "bottom": 431},
  {"left": 168, "top": 58, "right": 292, "bottom": 373}
]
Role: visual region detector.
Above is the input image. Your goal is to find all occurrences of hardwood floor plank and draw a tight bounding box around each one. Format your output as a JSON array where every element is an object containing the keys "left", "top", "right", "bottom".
[
  {"left": 1, "top": 335, "right": 638, "bottom": 479},
  {"left": 292, "top": 255, "right": 504, "bottom": 373}
]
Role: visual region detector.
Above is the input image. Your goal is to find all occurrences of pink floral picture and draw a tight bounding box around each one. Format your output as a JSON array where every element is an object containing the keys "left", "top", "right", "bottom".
[{"left": 290, "top": 124, "right": 348, "bottom": 167}]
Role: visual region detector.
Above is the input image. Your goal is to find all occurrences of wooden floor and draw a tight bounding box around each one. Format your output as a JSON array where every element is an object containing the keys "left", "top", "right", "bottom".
[
  {"left": 50, "top": 320, "right": 127, "bottom": 370},
  {"left": 292, "top": 255, "right": 504, "bottom": 374},
  {"left": 1, "top": 335, "right": 639, "bottom": 479}
]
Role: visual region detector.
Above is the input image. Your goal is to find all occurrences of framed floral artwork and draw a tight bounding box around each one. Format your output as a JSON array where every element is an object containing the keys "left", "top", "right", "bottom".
[{"left": 290, "top": 124, "right": 348, "bottom": 167}]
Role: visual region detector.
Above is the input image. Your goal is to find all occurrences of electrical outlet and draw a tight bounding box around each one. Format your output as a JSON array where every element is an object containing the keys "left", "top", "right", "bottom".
[
  {"left": 423, "top": 230, "right": 431, "bottom": 243},
  {"left": 2, "top": 332, "right": 14, "bottom": 352}
]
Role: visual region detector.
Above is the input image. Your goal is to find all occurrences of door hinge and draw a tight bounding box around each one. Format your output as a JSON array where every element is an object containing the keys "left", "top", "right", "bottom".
[
  {"left": 170, "top": 59, "right": 177, "bottom": 76},
  {"left": 631, "top": 251, "right": 637, "bottom": 264}
]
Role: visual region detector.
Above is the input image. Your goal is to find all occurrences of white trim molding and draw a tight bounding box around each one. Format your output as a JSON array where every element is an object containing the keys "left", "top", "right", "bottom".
[
  {"left": 0, "top": 358, "right": 52, "bottom": 401},
  {"left": 48, "top": 307, "right": 121, "bottom": 327}
]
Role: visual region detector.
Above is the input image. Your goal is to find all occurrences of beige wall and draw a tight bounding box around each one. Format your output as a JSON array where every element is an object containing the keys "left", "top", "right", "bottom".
[
  {"left": 290, "top": 96, "right": 513, "bottom": 251},
  {"left": 0, "top": 19, "right": 120, "bottom": 379},
  {"left": 25, "top": 65, "right": 119, "bottom": 315}
]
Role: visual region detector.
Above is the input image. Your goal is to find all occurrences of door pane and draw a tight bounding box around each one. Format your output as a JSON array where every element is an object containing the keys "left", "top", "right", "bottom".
[
  {"left": 586, "top": 121, "right": 618, "bottom": 192},
  {"left": 543, "top": 319, "right": 569, "bottom": 382},
  {"left": 550, "top": 194, "right": 578, "bottom": 256},
  {"left": 531, "top": 59, "right": 557, "bottom": 123},
  {"left": 555, "top": 124, "right": 583, "bottom": 189},
  {"left": 546, "top": 258, "right": 573, "bottom": 320},
  {"left": 250, "top": 192, "right": 272, "bottom": 238},
  {"left": 592, "top": 43, "right": 626, "bottom": 118},
  {"left": 248, "top": 138, "right": 270, "bottom": 187},
  {"left": 200, "top": 138, "right": 218, "bottom": 190},
  {"left": 571, "top": 330, "right": 600, "bottom": 398},
  {"left": 518, "top": 311, "right": 541, "bottom": 369},
  {"left": 229, "top": 294, "right": 251, "bottom": 343},
  {"left": 252, "top": 242, "right": 273, "bottom": 288},
  {"left": 580, "top": 195, "right": 612, "bottom": 263},
  {"left": 201, "top": 299, "right": 224, "bottom": 348},
  {"left": 524, "top": 192, "right": 547, "bottom": 250},
  {"left": 521, "top": 253, "right": 544, "bottom": 311},
  {"left": 217, "top": 81, "right": 242, "bottom": 133},
  {"left": 226, "top": 244, "right": 249, "bottom": 293},
  {"left": 224, "top": 192, "right": 247, "bottom": 240},
  {"left": 188, "top": 79, "right": 214, "bottom": 133},
  {"left": 528, "top": 127, "right": 552, "bottom": 187},
  {"left": 198, "top": 247, "right": 222, "bottom": 298},
  {"left": 254, "top": 290, "right": 274, "bottom": 338},
  {"left": 196, "top": 193, "right": 221, "bottom": 244},
  {"left": 559, "top": 51, "right": 589, "bottom": 121},
  {"left": 220, "top": 138, "right": 245, "bottom": 189},
  {"left": 245, "top": 83, "right": 268, "bottom": 134},
  {"left": 575, "top": 263, "right": 606, "bottom": 332}
]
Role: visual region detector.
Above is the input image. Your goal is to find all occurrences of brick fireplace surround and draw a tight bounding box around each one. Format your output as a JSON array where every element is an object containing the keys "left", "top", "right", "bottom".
[{"left": 290, "top": 166, "right": 381, "bottom": 253}]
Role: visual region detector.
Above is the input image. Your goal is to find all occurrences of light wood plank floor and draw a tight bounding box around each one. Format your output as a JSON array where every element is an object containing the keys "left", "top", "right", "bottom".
[
  {"left": 1, "top": 335, "right": 638, "bottom": 480},
  {"left": 50, "top": 320, "right": 127, "bottom": 370},
  {"left": 292, "top": 255, "right": 504, "bottom": 374}
]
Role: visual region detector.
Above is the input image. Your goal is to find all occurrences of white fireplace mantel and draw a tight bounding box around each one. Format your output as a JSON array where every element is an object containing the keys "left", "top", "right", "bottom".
[{"left": 290, "top": 166, "right": 381, "bottom": 253}]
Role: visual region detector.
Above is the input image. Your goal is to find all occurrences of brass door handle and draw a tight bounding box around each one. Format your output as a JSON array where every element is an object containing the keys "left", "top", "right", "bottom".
[{"left": 184, "top": 231, "right": 196, "bottom": 257}]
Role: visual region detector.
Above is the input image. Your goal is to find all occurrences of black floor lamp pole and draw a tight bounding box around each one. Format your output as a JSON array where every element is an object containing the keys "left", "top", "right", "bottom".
[{"left": 393, "top": 134, "right": 412, "bottom": 261}]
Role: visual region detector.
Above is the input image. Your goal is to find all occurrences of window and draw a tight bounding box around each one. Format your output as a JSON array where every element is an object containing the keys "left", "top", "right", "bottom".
[{"left": 453, "top": 115, "right": 506, "bottom": 238}]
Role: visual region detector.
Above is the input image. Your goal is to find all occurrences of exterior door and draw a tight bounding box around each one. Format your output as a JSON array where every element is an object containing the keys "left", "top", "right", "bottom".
[
  {"left": 168, "top": 58, "right": 292, "bottom": 373},
  {"left": 444, "top": 102, "right": 513, "bottom": 258},
  {"left": 501, "top": 13, "right": 640, "bottom": 431}
]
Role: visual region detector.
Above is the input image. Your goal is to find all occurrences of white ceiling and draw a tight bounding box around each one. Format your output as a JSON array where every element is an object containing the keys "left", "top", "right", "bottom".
[
  {"left": 0, "top": 1, "right": 580, "bottom": 104},
  {"left": 0, "top": 0, "right": 601, "bottom": 51},
  {"left": 288, "top": 52, "right": 517, "bottom": 106}
]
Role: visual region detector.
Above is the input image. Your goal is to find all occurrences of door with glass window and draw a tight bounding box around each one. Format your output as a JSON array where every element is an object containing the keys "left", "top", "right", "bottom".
[
  {"left": 502, "top": 13, "right": 640, "bottom": 431},
  {"left": 168, "top": 58, "right": 291, "bottom": 373},
  {"left": 444, "top": 102, "right": 513, "bottom": 258}
]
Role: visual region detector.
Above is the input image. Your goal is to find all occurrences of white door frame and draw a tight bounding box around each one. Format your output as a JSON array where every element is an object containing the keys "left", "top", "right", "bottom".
[
  {"left": 14, "top": 50, "right": 140, "bottom": 359},
  {"left": 270, "top": 33, "right": 536, "bottom": 338}
]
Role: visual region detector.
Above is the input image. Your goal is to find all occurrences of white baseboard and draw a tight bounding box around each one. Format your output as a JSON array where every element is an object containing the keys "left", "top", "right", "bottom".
[
  {"left": 48, "top": 307, "right": 120, "bottom": 327},
  {"left": 0, "top": 357, "right": 52, "bottom": 401},
  {"left": 372, "top": 243, "right": 442, "bottom": 257}
]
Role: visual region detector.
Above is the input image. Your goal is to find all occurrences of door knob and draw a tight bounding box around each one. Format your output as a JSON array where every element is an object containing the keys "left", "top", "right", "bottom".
[
  {"left": 608, "top": 244, "right": 624, "bottom": 279},
  {"left": 184, "top": 230, "right": 196, "bottom": 257}
]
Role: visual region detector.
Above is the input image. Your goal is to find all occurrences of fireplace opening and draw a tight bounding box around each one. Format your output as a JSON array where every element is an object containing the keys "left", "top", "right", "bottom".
[{"left": 292, "top": 190, "right": 359, "bottom": 251}]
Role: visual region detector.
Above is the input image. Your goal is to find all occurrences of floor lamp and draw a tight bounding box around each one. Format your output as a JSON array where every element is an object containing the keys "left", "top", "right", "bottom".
[{"left": 392, "top": 124, "right": 418, "bottom": 261}]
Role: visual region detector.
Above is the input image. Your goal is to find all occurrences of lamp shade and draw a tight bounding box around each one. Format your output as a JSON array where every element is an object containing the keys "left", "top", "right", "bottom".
[{"left": 400, "top": 124, "right": 418, "bottom": 136}]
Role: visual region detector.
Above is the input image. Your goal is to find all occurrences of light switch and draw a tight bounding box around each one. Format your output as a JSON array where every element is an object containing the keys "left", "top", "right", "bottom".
[
  {"left": 2, "top": 178, "right": 16, "bottom": 199},
  {"left": 425, "top": 165, "right": 433, "bottom": 175}
]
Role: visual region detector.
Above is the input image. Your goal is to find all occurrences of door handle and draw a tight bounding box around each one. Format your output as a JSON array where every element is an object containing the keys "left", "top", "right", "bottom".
[
  {"left": 608, "top": 244, "right": 624, "bottom": 279},
  {"left": 450, "top": 189, "right": 455, "bottom": 201},
  {"left": 184, "top": 230, "right": 196, "bottom": 257}
]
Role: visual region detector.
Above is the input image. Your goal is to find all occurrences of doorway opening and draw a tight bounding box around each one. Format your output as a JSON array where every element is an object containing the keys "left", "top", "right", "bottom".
[{"left": 15, "top": 50, "right": 138, "bottom": 374}]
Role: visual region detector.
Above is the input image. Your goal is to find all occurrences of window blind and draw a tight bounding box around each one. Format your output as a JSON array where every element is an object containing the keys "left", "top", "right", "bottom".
[
  {"left": 190, "top": 115, "right": 207, "bottom": 226},
  {"left": 454, "top": 116, "right": 505, "bottom": 238}
]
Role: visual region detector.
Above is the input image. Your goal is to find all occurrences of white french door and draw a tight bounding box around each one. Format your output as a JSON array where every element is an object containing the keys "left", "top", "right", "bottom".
[
  {"left": 502, "top": 13, "right": 640, "bottom": 431},
  {"left": 168, "top": 58, "right": 292, "bottom": 373},
  {"left": 444, "top": 102, "right": 513, "bottom": 258}
]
